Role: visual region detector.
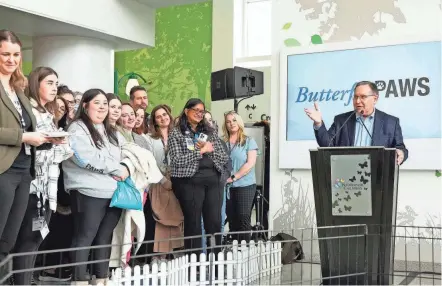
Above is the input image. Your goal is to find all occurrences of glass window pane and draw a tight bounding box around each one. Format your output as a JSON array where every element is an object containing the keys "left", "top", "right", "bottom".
[{"left": 245, "top": 0, "right": 272, "bottom": 57}]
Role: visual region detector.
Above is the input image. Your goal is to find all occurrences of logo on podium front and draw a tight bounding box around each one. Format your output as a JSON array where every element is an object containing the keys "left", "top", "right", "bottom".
[{"left": 330, "top": 154, "right": 372, "bottom": 216}]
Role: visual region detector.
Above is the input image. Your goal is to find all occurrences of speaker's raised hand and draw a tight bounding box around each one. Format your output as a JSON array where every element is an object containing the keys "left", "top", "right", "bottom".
[{"left": 304, "top": 102, "right": 322, "bottom": 126}]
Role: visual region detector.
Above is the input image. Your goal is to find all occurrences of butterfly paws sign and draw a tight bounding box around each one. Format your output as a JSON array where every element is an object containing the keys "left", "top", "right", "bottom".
[{"left": 330, "top": 154, "right": 372, "bottom": 216}]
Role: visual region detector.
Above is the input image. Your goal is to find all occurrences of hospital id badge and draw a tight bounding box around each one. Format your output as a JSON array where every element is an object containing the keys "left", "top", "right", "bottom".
[
  {"left": 32, "top": 217, "right": 45, "bottom": 232},
  {"left": 25, "top": 143, "right": 31, "bottom": 155},
  {"left": 185, "top": 138, "right": 195, "bottom": 151},
  {"left": 40, "top": 222, "right": 49, "bottom": 239}
]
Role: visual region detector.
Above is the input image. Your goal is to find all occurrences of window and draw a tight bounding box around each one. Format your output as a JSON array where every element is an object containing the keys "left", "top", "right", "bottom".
[{"left": 236, "top": 0, "right": 272, "bottom": 59}]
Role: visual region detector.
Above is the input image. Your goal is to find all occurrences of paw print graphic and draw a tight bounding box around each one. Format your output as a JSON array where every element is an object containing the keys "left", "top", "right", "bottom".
[{"left": 375, "top": 81, "right": 385, "bottom": 90}]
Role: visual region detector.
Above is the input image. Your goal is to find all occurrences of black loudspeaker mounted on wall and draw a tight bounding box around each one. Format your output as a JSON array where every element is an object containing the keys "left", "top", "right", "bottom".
[{"left": 211, "top": 66, "right": 264, "bottom": 102}]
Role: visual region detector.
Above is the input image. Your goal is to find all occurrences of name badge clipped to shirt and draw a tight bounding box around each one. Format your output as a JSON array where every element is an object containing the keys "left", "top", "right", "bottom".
[
  {"left": 24, "top": 143, "right": 31, "bottom": 155},
  {"left": 32, "top": 194, "right": 49, "bottom": 239},
  {"left": 40, "top": 222, "right": 49, "bottom": 239},
  {"left": 32, "top": 217, "right": 45, "bottom": 232},
  {"left": 185, "top": 138, "right": 195, "bottom": 151},
  {"left": 32, "top": 217, "right": 49, "bottom": 239}
]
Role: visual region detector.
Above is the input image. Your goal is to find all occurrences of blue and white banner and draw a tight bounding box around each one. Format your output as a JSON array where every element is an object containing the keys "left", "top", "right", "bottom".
[
  {"left": 279, "top": 40, "right": 441, "bottom": 170},
  {"left": 287, "top": 41, "right": 440, "bottom": 140}
]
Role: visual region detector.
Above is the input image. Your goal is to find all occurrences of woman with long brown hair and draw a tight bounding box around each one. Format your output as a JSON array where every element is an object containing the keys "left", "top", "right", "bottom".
[
  {"left": 54, "top": 96, "right": 69, "bottom": 125},
  {"left": 139, "top": 104, "right": 183, "bottom": 263},
  {"left": 0, "top": 30, "right": 49, "bottom": 264},
  {"left": 63, "top": 89, "right": 129, "bottom": 285},
  {"left": 12, "top": 67, "right": 72, "bottom": 285},
  {"left": 106, "top": 93, "right": 122, "bottom": 128},
  {"left": 133, "top": 105, "right": 147, "bottom": 135}
]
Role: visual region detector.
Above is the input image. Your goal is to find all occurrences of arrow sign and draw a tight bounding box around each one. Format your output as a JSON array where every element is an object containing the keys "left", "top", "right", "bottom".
[
  {"left": 245, "top": 104, "right": 251, "bottom": 110},
  {"left": 251, "top": 104, "right": 256, "bottom": 110}
]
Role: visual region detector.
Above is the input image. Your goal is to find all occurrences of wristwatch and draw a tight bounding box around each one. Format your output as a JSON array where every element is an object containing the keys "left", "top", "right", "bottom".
[{"left": 230, "top": 175, "right": 237, "bottom": 182}]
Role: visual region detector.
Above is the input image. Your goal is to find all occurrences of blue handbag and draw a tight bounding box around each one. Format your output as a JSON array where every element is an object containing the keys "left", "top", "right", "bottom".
[{"left": 110, "top": 177, "right": 143, "bottom": 211}]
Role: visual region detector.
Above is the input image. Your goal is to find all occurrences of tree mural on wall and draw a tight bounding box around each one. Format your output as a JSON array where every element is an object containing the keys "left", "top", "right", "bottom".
[
  {"left": 115, "top": 2, "right": 212, "bottom": 116},
  {"left": 294, "top": 0, "right": 406, "bottom": 42}
]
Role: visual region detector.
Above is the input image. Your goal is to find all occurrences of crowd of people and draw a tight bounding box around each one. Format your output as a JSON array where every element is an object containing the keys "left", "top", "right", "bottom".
[{"left": 0, "top": 29, "right": 270, "bottom": 285}]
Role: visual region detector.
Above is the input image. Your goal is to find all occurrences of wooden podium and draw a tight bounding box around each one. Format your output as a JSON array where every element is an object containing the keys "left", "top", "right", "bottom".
[{"left": 310, "top": 147, "right": 399, "bottom": 285}]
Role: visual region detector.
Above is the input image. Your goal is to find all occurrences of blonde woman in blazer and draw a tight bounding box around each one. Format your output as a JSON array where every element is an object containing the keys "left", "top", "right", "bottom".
[{"left": 0, "top": 30, "right": 49, "bottom": 264}]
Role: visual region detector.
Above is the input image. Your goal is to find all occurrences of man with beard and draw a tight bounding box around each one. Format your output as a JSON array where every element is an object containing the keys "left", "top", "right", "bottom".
[{"left": 129, "top": 86, "right": 150, "bottom": 133}]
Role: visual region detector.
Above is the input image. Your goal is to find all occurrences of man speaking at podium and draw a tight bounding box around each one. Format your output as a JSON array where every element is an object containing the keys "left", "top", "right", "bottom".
[{"left": 304, "top": 81, "right": 408, "bottom": 165}]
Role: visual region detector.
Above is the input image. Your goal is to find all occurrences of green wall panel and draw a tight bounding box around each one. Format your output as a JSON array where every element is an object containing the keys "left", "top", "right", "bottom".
[{"left": 115, "top": 1, "right": 213, "bottom": 116}]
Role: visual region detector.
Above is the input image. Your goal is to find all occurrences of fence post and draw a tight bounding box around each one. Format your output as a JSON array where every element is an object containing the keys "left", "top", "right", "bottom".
[
  {"left": 133, "top": 265, "right": 141, "bottom": 286},
  {"left": 236, "top": 251, "right": 243, "bottom": 285},
  {"left": 190, "top": 253, "right": 197, "bottom": 285},
  {"left": 184, "top": 254, "right": 189, "bottom": 285},
  {"left": 142, "top": 264, "right": 150, "bottom": 286},
  {"left": 226, "top": 252, "right": 233, "bottom": 286},
  {"left": 209, "top": 234, "right": 216, "bottom": 285},
  {"left": 160, "top": 262, "right": 167, "bottom": 285},
  {"left": 199, "top": 252, "right": 207, "bottom": 284},
  {"left": 113, "top": 268, "right": 122, "bottom": 285},
  {"left": 151, "top": 262, "right": 158, "bottom": 286},
  {"left": 218, "top": 251, "right": 225, "bottom": 285},
  {"left": 249, "top": 240, "right": 256, "bottom": 283},
  {"left": 265, "top": 241, "right": 271, "bottom": 276},
  {"left": 257, "top": 240, "right": 264, "bottom": 279},
  {"left": 178, "top": 256, "right": 185, "bottom": 285}
]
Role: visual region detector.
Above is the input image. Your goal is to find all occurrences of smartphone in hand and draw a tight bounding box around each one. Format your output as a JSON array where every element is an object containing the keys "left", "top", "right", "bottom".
[{"left": 198, "top": 133, "right": 208, "bottom": 142}]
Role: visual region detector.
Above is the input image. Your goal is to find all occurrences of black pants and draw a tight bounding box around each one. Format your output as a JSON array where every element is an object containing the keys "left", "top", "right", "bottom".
[
  {"left": 0, "top": 168, "right": 32, "bottom": 262},
  {"left": 137, "top": 198, "right": 156, "bottom": 264},
  {"left": 70, "top": 191, "right": 122, "bottom": 281},
  {"left": 12, "top": 195, "right": 51, "bottom": 285},
  {"left": 227, "top": 184, "right": 257, "bottom": 242},
  {"left": 37, "top": 211, "right": 73, "bottom": 271},
  {"left": 172, "top": 174, "right": 223, "bottom": 252}
]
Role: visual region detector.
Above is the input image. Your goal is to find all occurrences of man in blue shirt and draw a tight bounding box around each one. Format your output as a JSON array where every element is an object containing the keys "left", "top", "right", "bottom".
[{"left": 304, "top": 81, "right": 408, "bottom": 165}]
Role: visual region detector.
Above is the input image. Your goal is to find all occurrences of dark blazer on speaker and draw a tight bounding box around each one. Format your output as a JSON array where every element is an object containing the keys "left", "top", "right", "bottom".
[{"left": 314, "top": 109, "right": 408, "bottom": 163}]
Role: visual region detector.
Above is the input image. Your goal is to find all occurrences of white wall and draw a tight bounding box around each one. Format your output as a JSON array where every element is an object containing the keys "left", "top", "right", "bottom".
[
  {"left": 0, "top": 0, "right": 155, "bottom": 46},
  {"left": 33, "top": 36, "right": 114, "bottom": 93},
  {"left": 270, "top": 0, "right": 441, "bottom": 264}
]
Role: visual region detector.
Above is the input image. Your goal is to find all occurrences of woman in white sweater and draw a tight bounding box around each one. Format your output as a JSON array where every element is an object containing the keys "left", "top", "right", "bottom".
[{"left": 12, "top": 67, "right": 72, "bottom": 285}]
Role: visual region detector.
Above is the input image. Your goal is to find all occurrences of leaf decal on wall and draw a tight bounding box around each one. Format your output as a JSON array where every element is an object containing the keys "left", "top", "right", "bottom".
[
  {"left": 282, "top": 22, "right": 292, "bottom": 30},
  {"left": 284, "top": 38, "right": 301, "bottom": 47},
  {"left": 436, "top": 170, "right": 441, "bottom": 177},
  {"left": 311, "top": 34, "right": 323, "bottom": 44}
]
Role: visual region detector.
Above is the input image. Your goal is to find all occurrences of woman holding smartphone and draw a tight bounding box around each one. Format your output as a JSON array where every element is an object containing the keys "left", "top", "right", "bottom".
[{"left": 168, "top": 98, "right": 229, "bottom": 251}]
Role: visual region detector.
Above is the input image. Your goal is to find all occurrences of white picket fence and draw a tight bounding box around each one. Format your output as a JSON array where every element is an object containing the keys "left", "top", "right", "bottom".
[{"left": 108, "top": 240, "right": 282, "bottom": 286}]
